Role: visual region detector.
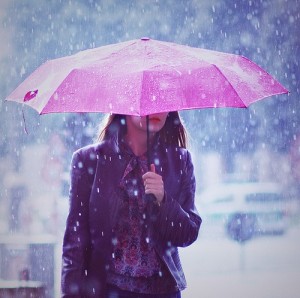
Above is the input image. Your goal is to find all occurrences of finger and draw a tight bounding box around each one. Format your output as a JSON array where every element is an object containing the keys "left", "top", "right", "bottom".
[
  {"left": 142, "top": 171, "right": 157, "bottom": 180},
  {"left": 144, "top": 182, "right": 162, "bottom": 190},
  {"left": 144, "top": 177, "right": 162, "bottom": 187},
  {"left": 145, "top": 179, "right": 163, "bottom": 187},
  {"left": 150, "top": 163, "right": 156, "bottom": 173}
]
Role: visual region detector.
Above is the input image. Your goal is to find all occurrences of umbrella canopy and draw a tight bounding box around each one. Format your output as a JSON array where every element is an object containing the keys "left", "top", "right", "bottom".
[{"left": 5, "top": 37, "right": 288, "bottom": 116}]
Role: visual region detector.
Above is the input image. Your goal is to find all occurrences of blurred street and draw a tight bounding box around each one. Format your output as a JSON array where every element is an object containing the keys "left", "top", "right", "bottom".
[{"left": 180, "top": 222, "right": 300, "bottom": 298}]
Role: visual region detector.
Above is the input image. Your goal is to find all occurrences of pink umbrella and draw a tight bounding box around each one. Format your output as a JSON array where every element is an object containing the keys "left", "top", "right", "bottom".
[{"left": 5, "top": 37, "right": 288, "bottom": 116}]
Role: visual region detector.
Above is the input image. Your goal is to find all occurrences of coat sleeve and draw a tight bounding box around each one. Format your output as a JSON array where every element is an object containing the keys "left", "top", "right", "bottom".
[
  {"left": 154, "top": 150, "right": 201, "bottom": 247},
  {"left": 61, "top": 150, "right": 92, "bottom": 297}
]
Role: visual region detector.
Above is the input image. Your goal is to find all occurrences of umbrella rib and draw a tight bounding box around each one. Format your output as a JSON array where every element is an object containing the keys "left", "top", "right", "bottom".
[
  {"left": 95, "top": 39, "right": 139, "bottom": 65},
  {"left": 210, "top": 64, "right": 247, "bottom": 108}
]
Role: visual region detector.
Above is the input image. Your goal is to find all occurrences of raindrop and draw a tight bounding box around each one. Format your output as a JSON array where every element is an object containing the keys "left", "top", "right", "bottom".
[
  {"left": 20, "top": 65, "right": 26, "bottom": 77},
  {"left": 247, "top": 13, "right": 252, "bottom": 20}
]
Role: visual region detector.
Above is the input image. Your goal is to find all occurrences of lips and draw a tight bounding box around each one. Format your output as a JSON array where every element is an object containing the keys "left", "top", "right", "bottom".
[{"left": 149, "top": 117, "right": 160, "bottom": 122}]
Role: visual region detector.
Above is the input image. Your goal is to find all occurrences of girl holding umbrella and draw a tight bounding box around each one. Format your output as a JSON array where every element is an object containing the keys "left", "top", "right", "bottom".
[{"left": 61, "top": 111, "right": 201, "bottom": 298}]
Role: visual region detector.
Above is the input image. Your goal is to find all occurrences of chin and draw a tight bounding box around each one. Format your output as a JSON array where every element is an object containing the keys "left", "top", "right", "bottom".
[{"left": 148, "top": 121, "right": 161, "bottom": 129}]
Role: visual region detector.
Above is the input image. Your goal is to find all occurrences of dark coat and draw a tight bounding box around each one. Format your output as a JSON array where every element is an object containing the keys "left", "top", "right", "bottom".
[{"left": 61, "top": 140, "right": 201, "bottom": 297}]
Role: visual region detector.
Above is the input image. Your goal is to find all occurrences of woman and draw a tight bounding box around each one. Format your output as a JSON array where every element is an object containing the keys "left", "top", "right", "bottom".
[{"left": 61, "top": 112, "right": 201, "bottom": 298}]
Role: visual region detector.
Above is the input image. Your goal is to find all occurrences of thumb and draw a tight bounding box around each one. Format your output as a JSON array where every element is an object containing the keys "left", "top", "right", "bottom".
[{"left": 150, "top": 163, "right": 156, "bottom": 173}]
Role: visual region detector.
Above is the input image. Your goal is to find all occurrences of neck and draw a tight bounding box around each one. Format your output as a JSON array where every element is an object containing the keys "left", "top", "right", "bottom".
[{"left": 125, "top": 127, "right": 155, "bottom": 157}]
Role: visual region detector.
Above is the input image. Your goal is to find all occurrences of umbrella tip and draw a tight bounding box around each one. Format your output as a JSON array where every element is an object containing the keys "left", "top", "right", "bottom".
[{"left": 141, "top": 37, "right": 150, "bottom": 41}]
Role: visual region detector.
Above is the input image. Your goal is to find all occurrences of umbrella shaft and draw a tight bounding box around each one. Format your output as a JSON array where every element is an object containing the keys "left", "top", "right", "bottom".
[{"left": 146, "top": 115, "right": 151, "bottom": 170}]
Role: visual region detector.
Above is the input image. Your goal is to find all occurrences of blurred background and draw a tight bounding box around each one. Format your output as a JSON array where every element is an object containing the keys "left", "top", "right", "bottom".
[{"left": 0, "top": 0, "right": 299, "bottom": 297}]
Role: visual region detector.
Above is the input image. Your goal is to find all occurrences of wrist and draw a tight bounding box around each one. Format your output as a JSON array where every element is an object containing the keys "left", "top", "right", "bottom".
[{"left": 156, "top": 192, "right": 166, "bottom": 207}]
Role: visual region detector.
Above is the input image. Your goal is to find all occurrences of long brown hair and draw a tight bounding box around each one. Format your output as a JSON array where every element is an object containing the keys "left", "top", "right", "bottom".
[{"left": 96, "top": 112, "right": 188, "bottom": 148}]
